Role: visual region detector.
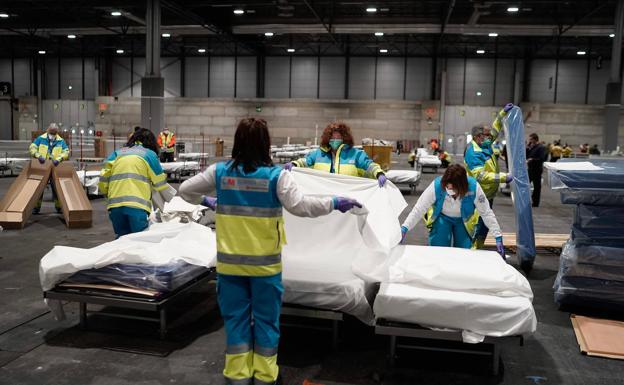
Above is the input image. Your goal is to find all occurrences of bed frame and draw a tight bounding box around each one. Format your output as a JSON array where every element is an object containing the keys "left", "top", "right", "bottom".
[
  {"left": 375, "top": 319, "right": 524, "bottom": 375},
  {"left": 280, "top": 303, "right": 343, "bottom": 350},
  {"left": 43, "top": 268, "right": 216, "bottom": 339}
]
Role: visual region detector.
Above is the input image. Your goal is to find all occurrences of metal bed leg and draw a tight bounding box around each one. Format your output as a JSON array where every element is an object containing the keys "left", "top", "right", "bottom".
[
  {"left": 331, "top": 319, "right": 339, "bottom": 350},
  {"left": 389, "top": 336, "right": 397, "bottom": 367},
  {"left": 492, "top": 343, "right": 500, "bottom": 375},
  {"left": 159, "top": 309, "right": 167, "bottom": 340},
  {"left": 79, "top": 302, "right": 87, "bottom": 330}
]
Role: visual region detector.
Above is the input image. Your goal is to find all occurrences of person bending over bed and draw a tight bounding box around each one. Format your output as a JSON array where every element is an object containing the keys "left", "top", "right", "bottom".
[
  {"left": 400, "top": 164, "right": 506, "bottom": 259},
  {"left": 179, "top": 117, "right": 361, "bottom": 385}
]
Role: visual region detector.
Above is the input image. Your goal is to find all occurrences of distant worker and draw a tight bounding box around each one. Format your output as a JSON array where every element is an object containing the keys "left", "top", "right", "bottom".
[
  {"left": 286, "top": 122, "right": 387, "bottom": 187},
  {"left": 550, "top": 141, "right": 563, "bottom": 162},
  {"left": 400, "top": 164, "right": 506, "bottom": 259},
  {"left": 29, "top": 123, "right": 69, "bottom": 214},
  {"left": 408, "top": 151, "right": 416, "bottom": 168},
  {"left": 179, "top": 118, "right": 361, "bottom": 385},
  {"left": 157, "top": 127, "right": 176, "bottom": 163},
  {"left": 99, "top": 128, "right": 172, "bottom": 238},
  {"left": 562, "top": 143, "right": 573, "bottom": 158},
  {"left": 437, "top": 148, "right": 452, "bottom": 168},
  {"left": 589, "top": 144, "right": 601, "bottom": 155},
  {"left": 579, "top": 143, "right": 589, "bottom": 154},
  {"left": 464, "top": 103, "right": 514, "bottom": 248},
  {"left": 526, "top": 133, "right": 548, "bottom": 208}
]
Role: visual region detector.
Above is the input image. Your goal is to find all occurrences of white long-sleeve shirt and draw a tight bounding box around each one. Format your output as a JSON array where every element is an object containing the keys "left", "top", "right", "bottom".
[
  {"left": 402, "top": 180, "right": 502, "bottom": 239},
  {"left": 179, "top": 164, "right": 334, "bottom": 217}
]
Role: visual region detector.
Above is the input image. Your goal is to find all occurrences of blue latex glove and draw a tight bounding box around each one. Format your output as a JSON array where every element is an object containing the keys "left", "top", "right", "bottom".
[
  {"left": 333, "top": 197, "right": 362, "bottom": 213},
  {"left": 283, "top": 162, "right": 294, "bottom": 171},
  {"left": 496, "top": 236, "right": 505, "bottom": 259},
  {"left": 52, "top": 159, "right": 59, "bottom": 166},
  {"left": 202, "top": 196, "right": 217, "bottom": 211},
  {"left": 38, "top": 156, "right": 45, "bottom": 164},
  {"left": 503, "top": 103, "right": 514, "bottom": 113},
  {"left": 505, "top": 174, "right": 514, "bottom": 184},
  {"left": 400, "top": 226, "right": 408, "bottom": 244},
  {"left": 377, "top": 173, "right": 387, "bottom": 188}
]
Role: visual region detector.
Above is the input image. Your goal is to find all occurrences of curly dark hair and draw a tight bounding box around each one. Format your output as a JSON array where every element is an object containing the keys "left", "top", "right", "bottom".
[
  {"left": 126, "top": 128, "right": 159, "bottom": 155},
  {"left": 441, "top": 164, "right": 469, "bottom": 198},
  {"left": 320, "top": 122, "right": 355, "bottom": 148},
  {"left": 230, "top": 117, "right": 273, "bottom": 173}
]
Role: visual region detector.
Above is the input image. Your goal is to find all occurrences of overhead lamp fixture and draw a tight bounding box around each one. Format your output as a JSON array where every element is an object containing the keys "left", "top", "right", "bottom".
[
  {"left": 287, "top": 48, "right": 295, "bottom": 53},
  {"left": 111, "top": 11, "right": 122, "bottom": 16},
  {"left": 264, "top": 32, "right": 274, "bottom": 37},
  {"left": 162, "top": 33, "right": 171, "bottom": 38},
  {"left": 488, "top": 32, "right": 498, "bottom": 37},
  {"left": 116, "top": 49, "right": 124, "bottom": 54},
  {"left": 0, "top": 13, "right": 9, "bottom": 18},
  {"left": 610, "top": 33, "right": 616, "bottom": 38},
  {"left": 366, "top": 7, "right": 378, "bottom": 13},
  {"left": 374, "top": 32, "right": 384, "bottom": 37},
  {"left": 197, "top": 48, "right": 206, "bottom": 53},
  {"left": 476, "top": 49, "right": 485, "bottom": 54},
  {"left": 379, "top": 49, "right": 388, "bottom": 53},
  {"left": 38, "top": 50, "right": 46, "bottom": 55},
  {"left": 68, "top": 85, "right": 73, "bottom": 90},
  {"left": 507, "top": 6, "right": 519, "bottom": 12},
  {"left": 233, "top": 9, "right": 245, "bottom": 15},
  {"left": 577, "top": 51, "right": 587, "bottom": 55},
  {"left": 476, "top": 91, "right": 482, "bottom": 96},
  {"left": 67, "top": 34, "right": 76, "bottom": 39}
]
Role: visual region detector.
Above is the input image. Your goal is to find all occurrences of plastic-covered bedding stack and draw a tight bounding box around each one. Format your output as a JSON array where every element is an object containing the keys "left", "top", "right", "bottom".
[{"left": 547, "top": 158, "right": 624, "bottom": 311}]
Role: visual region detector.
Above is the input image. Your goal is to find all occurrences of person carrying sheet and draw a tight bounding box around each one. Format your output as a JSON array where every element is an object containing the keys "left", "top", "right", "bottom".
[
  {"left": 179, "top": 117, "right": 361, "bottom": 385},
  {"left": 400, "top": 164, "right": 506, "bottom": 259}
]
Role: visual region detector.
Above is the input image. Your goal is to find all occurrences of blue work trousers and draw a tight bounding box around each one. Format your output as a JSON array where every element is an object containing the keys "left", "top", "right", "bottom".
[
  {"left": 429, "top": 214, "right": 472, "bottom": 249},
  {"left": 108, "top": 206, "right": 149, "bottom": 238}
]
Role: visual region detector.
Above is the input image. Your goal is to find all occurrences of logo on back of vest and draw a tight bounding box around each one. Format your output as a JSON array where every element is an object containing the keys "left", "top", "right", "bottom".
[
  {"left": 221, "top": 177, "right": 270, "bottom": 192},
  {"left": 348, "top": 160, "right": 355, "bottom": 164}
]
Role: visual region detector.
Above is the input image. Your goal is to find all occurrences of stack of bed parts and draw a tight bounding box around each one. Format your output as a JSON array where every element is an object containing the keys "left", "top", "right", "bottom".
[{"left": 546, "top": 159, "right": 624, "bottom": 311}]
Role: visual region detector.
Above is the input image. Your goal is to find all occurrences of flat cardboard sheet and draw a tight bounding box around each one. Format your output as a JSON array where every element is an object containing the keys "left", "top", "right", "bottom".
[{"left": 571, "top": 314, "right": 624, "bottom": 360}]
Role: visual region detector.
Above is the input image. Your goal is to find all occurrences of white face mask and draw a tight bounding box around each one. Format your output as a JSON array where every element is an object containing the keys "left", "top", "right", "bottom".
[{"left": 446, "top": 188, "right": 456, "bottom": 196}]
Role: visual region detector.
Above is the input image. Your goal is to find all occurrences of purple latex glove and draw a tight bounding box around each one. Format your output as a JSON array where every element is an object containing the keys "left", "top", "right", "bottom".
[
  {"left": 202, "top": 196, "right": 217, "bottom": 211},
  {"left": 333, "top": 197, "right": 362, "bottom": 213},
  {"left": 400, "top": 226, "right": 408, "bottom": 244},
  {"left": 503, "top": 103, "right": 514, "bottom": 113},
  {"left": 377, "top": 173, "right": 387, "bottom": 188},
  {"left": 52, "top": 159, "right": 59, "bottom": 166},
  {"left": 38, "top": 156, "right": 46, "bottom": 164},
  {"left": 505, "top": 174, "right": 514, "bottom": 184},
  {"left": 283, "top": 162, "right": 294, "bottom": 171},
  {"left": 496, "top": 236, "right": 506, "bottom": 260}
]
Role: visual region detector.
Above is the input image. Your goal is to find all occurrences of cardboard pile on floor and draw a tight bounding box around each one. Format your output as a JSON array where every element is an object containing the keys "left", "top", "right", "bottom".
[
  {"left": 571, "top": 314, "right": 624, "bottom": 360},
  {"left": 0, "top": 159, "right": 92, "bottom": 229}
]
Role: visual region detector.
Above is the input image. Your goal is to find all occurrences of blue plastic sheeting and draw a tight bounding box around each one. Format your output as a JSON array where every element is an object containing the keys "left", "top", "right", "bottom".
[
  {"left": 65, "top": 261, "right": 209, "bottom": 294},
  {"left": 503, "top": 106, "right": 536, "bottom": 268},
  {"left": 559, "top": 189, "right": 624, "bottom": 206}
]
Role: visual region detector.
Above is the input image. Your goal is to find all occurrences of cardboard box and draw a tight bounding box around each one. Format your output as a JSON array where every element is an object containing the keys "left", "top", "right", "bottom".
[
  {"left": 363, "top": 145, "right": 393, "bottom": 171},
  {"left": 52, "top": 162, "right": 93, "bottom": 228},
  {"left": 0, "top": 159, "right": 52, "bottom": 229}
]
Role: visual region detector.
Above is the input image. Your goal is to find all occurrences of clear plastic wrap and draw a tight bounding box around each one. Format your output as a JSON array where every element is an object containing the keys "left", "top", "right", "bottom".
[
  {"left": 503, "top": 106, "right": 536, "bottom": 268},
  {"left": 63, "top": 260, "right": 209, "bottom": 294},
  {"left": 548, "top": 159, "right": 624, "bottom": 206},
  {"left": 574, "top": 205, "right": 624, "bottom": 230}
]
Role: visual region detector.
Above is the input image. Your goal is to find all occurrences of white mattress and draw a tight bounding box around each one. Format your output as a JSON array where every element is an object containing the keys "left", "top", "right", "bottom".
[
  {"left": 161, "top": 161, "right": 200, "bottom": 173},
  {"left": 179, "top": 153, "right": 209, "bottom": 159},
  {"left": 374, "top": 283, "right": 536, "bottom": 341},
  {"left": 418, "top": 155, "right": 441, "bottom": 166},
  {"left": 386, "top": 169, "right": 421, "bottom": 184}
]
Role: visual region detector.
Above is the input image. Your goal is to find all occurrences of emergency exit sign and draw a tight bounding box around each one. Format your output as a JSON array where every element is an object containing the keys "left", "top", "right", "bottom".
[
  {"left": 0, "top": 82, "right": 11, "bottom": 96},
  {"left": 255, "top": 105, "right": 262, "bottom": 112}
]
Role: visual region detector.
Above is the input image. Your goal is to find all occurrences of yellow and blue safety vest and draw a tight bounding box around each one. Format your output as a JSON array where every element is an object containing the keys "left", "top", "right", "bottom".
[
  {"left": 29, "top": 133, "right": 69, "bottom": 162},
  {"left": 98, "top": 144, "right": 168, "bottom": 213},
  {"left": 215, "top": 161, "right": 285, "bottom": 277},
  {"left": 293, "top": 144, "right": 383, "bottom": 178},
  {"left": 425, "top": 176, "right": 480, "bottom": 239}
]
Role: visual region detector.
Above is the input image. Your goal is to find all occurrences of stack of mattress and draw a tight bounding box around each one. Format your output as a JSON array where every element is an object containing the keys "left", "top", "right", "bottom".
[{"left": 546, "top": 159, "right": 624, "bottom": 311}]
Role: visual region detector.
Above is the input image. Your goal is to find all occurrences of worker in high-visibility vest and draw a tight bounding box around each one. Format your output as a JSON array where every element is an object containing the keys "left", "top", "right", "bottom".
[
  {"left": 157, "top": 127, "right": 176, "bottom": 162},
  {"left": 179, "top": 118, "right": 361, "bottom": 385}
]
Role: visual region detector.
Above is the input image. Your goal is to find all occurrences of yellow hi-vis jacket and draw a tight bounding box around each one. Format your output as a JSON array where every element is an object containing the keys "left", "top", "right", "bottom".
[
  {"left": 292, "top": 144, "right": 383, "bottom": 178},
  {"left": 29, "top": 133, "right": 69, "bottom": 162},
  {"left": 158, "top": 132, "right": 176, "bottom": 153}
]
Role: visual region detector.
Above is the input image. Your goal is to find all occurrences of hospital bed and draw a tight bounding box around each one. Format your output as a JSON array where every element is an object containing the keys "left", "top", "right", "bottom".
[
  {"left": 160, "top": 161, "right": 200, "bottom": 181},
  {"left": 76, "top": 170, "right": 102, "bottom": 196},
  {"left": 0, "top": 157, "right": 29, "bottom": 176},
  {"left": 417, "top": 154, "right": 441, "bottom": 173},
  {"left": 385, "top": 169, "right": 421, "bottom": 194}
]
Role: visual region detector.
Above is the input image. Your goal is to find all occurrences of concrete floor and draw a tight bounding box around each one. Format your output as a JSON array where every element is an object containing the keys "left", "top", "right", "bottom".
[{"left": 1, "top": 154, "right": 623, "bottom": 385}]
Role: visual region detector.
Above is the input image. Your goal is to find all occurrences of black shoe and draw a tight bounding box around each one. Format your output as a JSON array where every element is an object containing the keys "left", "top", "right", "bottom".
[{"left": 520, "top": 260, "right": 533, "bottom": 277}]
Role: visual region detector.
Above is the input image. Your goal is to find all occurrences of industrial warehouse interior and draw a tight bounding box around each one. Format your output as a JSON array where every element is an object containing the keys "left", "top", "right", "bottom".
[{"left": 1, "top": 1, "right": 624, "bottom": 384}]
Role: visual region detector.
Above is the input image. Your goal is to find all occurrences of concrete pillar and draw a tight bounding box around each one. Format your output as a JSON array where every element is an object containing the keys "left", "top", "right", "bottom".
[
  {"left": 604, "top": 0, "right": 624, "bottom": 152},
  {"left": 141, "top": 0, "right": 164, "bottom": 133},
  {"left": 439, "top": 67, "right": 447, "bottom": 143}
]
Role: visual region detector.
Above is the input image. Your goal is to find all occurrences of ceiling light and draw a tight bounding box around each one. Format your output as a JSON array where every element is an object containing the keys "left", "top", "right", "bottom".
[
  {"left": 374, "top": 32, "right": 384, "bottom": 37},
  {"left": 476, "top": 49, "right": 485, "bottom": 54},
  {"left": 67, "top": 34, "right": 76, "bottom": 39},
  {"left": 577, "top": 51, "right": 586, "bottom": 55},
  {"left": 610, "top": 33, "right": 615, "bottom": 38},
  {"left": 379, "top": 49, "right": 388, "bottom": 53},
  {"left": 162, "top": 33, "right": 171, "bottom": 38},
  {"left": 38, "top": 50, "right": 46, "bottom": 55},
  {"left": 476, "top": 91, "right": 482, "bottom": 96},
  {"left": 0, "top": 13, "right": 9, "bottom": 18},
  {"left": 233, "top": 9, "right": 245, "bottom": 15},
  {"left": 111, "top": 11, "right": 122, "bottom": 16},
  {"left": 116, "top": 49, "right": 124, "bottom": 54},
  {"left": 68, "top": 85, "right": 73, "bottom": 90},
  {"left": 287, "top": 48, "right": 295, "bottom": 53},
  {"left": 197, "top": 48, "right": 206, "bottom": 53},
  {"left": 507, "top": 6, "right": 519, "bottom": 12},
  {"left": 264, "top": 32, "right": 274, "bottom": 37},
  {"left": 488, "top": 32, "right": 498, "bottom": 37},
  {"left": 366, "top": 7, "right": 378, "bottom": 13}
]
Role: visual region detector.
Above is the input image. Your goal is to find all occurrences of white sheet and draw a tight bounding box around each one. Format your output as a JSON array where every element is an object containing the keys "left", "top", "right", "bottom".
[
  {"left": 179, "top": 153, "right": 209, "bottom": 159},
  {"left": 543, "top": 161, "right": 604, "bottom": 171},
  {"left": 76, "top": 170, "right": 101, "bottom": 195},
  {"left": 418, "top": 155, "right": 441, "bottom": 166},
  {"left": 161, "top": 161, "right": 200, "bottom": 173},
  {"left": 386, "top": 169, "right": 421, "bottom": 184}
]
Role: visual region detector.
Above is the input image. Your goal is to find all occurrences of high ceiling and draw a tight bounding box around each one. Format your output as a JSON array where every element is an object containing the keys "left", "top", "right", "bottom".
[{"left": 0, "top": 0, "right": 618, "bottom": 59}]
